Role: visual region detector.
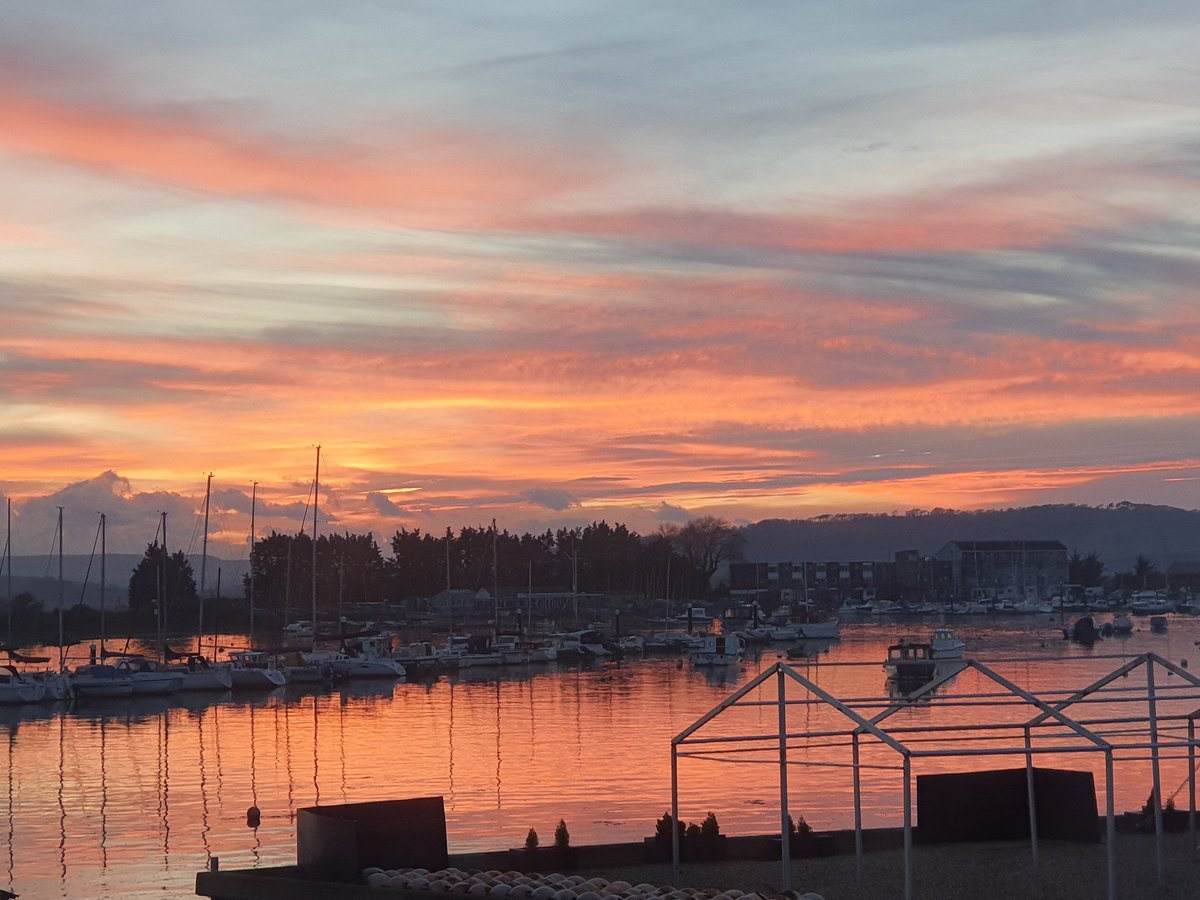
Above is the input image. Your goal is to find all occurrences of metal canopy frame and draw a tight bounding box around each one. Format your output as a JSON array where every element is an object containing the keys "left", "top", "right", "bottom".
[{"left": 670, "top": 653, "right": 1200, "bottom": 900}]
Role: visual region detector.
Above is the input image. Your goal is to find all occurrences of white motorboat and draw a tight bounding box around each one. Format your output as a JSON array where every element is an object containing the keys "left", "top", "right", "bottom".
[
  {"left": 284, "top": 619, "right": 315, "bottom": 639},
  {"left": 0, "top": 666, "right": 47, "bottom": 704},
  {"left": 111, "top": 656, "right": 185, "bottom": 695},
  {"left": 227, "top": 651, "right": 288, "bottom": 688},
  {"left": 342, "top": 636, "right": 407, "bottom": 678},
  {"left": 930, "top": 627, "right": 966, "bottom": 659},
  {"left": 690, "top": 633, "right": 744, "bottom": 667}
]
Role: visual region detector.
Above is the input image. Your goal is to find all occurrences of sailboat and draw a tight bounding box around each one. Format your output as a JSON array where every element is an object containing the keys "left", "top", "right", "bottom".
[
  {"left": 284, "top": 446, "right": 341, "bottom": 684},
  {"left": 93, "top": 512, "right": 184, "bottom": 697},
  {"left": 167, "top": 475, "right": 232, "bottom": 691},
  {"left": 228, "top": 481, "right": 287, "bottom": 689},
  {"left": 0, "top": 497, "right": 48, "bottom": 703}
]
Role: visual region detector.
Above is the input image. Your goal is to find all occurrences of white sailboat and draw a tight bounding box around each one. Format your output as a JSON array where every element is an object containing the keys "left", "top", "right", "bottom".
[
  {"left": 282, "top": 447, "right": 339, "bottom": 684},
  {"left": 228, "top": 483, "right": 287, "bottom": 689},
  {"left": 169, "top": 475, "right": 233, "bottom": 691}
]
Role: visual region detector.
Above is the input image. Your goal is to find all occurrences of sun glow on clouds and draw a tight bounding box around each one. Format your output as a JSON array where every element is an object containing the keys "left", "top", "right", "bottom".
[{"left": 3, "top": 6, "right": 1200, "bottom": 552}]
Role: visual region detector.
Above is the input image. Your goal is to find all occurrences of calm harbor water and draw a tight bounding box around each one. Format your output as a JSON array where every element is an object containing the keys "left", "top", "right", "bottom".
[{"left": 3, "top": 616, "right": 1200, "bottom": 898}]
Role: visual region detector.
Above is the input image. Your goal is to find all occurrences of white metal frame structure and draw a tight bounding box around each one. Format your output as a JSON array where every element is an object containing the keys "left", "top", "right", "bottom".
[{"left": 670, "top": 653, "right": 1200, "bottom": 900}]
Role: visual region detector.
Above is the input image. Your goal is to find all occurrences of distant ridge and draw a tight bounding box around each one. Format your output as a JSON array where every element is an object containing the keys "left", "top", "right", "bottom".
[
  {"left": 742, "top": 502, "right": 1200, "bottom": 571},
  {"left": 2, "top": 553, "right": 250, "bottom": 607}
]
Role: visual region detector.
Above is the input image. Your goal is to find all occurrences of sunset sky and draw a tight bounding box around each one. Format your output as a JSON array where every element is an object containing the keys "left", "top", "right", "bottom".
[{"left": 3, "top": 2, "right": 1199, "bottom": 558}]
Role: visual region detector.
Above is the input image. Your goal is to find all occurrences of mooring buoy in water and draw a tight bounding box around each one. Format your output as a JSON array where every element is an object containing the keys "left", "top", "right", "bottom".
[{"left": 247, "top": 805, "right": 261, "bottom": 827}]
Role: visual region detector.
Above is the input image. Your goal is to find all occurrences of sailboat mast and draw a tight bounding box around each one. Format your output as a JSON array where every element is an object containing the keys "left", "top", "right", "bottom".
[
  {"left": 445, "top": 528, "right": 453, "bottom": 633},
  {"left": 492, "top": 518, "right": 498, "bottom": 638},
  {"left": 249, "top": 481, "right": 257, "bottom": 649},
  {"left": 312, "top": 445, "right": 320, "bottom": 654},
  {"left": 198, "top": 473, "right": 212, "bottom": 655},
  {"left": 57, "top": 506, "right": 64, "bottom": 671},
  {"left": 159, "top": 511, "right": 167, "bottom": 661},
  {"left": 5, "top": 497, "right": 11, "bottom": 648},
  {"left": 99, "top": 513, "right": 106, "bottom": 658}
]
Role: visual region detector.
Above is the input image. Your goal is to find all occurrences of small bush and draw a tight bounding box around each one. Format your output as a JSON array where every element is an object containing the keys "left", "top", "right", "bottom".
[
  {"left": 684, "top": 822, "right": 701, "bottom": 840},
  {"left": 787, "top": 814, "right": 812, "bottom": 837},
  {"left": 524, "top": 828, "right": 539, "bottom": 851},
  {"left": 554, "top": 819, "right": 570, "bottom": 849}
]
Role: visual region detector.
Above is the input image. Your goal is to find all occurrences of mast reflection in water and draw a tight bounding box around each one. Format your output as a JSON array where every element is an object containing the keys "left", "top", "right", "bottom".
[{"left": 0, "top": 619, "right": 1198, "bottom": 898}]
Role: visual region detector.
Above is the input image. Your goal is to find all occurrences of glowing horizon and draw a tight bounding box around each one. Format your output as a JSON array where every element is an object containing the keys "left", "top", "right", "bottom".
[{"left": 3, "top": 3, "right": 1199, "bottom": 556}]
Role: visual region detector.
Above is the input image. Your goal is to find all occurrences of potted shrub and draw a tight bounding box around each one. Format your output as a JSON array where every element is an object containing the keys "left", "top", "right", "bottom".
[{"left": 787, "top": 813, "right": 833, "bottom": 857}]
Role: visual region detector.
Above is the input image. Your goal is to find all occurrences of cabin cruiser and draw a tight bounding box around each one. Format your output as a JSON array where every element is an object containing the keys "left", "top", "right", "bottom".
[
  {"left": 342, "top": 636, "right": 407, "bottom": 678},
  {"left": 884, "top": 640, "right": 937, "bottom": 685},
  {"left": 930, "top": 627, "right": 965, "bottom": 659},
  {"left": 690, "top": 633, "right": 744, "bottom": 667}
]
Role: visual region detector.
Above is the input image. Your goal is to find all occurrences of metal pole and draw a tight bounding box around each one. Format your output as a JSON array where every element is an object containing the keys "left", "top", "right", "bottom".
[
  {"left": 1105, "top": 751, "right": 1116, "bottom": 900},
  {"left": 1189, "top": 716, "right": 1196, "bottom": 856},
  {"left": 1147, "top": 662, "right": 1165, "bottom": 884},
  {"left": 903, "top": 754, "right": 913, "bottom": 900},
  {"left": 852, "top": 732, "right": 863, "bottom": 878},
  {"left": 670, "top": 744, "right": 680, "bottom": 885},
  {"left": 778, "top": 667, "right": 791, "bottom": 892},
  {"left": 1024, "top": 724, "right": 1039, "bottom": 865}
]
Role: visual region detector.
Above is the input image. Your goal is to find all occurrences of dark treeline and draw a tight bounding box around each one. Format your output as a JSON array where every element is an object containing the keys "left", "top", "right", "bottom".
[{"left": 238, "top": 517, "right": 744, "bottom": 619}]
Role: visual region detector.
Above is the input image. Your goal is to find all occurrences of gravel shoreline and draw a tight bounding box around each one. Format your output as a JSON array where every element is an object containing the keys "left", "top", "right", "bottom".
[{"left": 575, "top": 834, "right": 1200, "bottom": 899}]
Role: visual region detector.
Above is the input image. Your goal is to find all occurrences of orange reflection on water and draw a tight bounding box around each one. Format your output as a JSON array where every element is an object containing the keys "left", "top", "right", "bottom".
[{"left": 2, "top": 619, "right": 1199, "bottom": 898}]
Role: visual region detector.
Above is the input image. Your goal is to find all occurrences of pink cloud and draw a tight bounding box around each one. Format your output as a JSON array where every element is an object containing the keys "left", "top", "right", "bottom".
[{"left": 0, "top": 86, "right": 607, "bottom": 228}]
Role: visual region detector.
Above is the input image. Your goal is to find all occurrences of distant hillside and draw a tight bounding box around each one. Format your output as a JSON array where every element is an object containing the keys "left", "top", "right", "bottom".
[
  {"left": 2, "top": 554, "right": 250, "bottom": 607},
  {"left": 742, "top": 503, "right": 1200, "bottom": 571}
]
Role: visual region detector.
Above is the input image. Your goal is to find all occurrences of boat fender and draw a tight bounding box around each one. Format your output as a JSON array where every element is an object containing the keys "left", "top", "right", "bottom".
[{"left": 246, "top": 805, "right": 261, "bottom": 827}]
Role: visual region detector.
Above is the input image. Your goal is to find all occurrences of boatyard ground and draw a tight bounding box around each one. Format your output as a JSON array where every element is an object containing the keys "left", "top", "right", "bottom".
[{"left": 576, "top": 834, "right": 1200, "bottom": 900}]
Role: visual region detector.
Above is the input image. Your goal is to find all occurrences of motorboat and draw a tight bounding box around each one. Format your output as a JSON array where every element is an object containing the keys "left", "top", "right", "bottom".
[
  {"left": 493, "top": 634, "right": 530, "bottom": 665},
  {"left": 883, "top": 640, "right": 937, "bottom": 684},
  {"left": 930, "top": 627, "right": 965, "bottom": 659},
  {"left": 616, "top": 635, "right": 645, "bottom": 653},
  {"left": 690, "top": 633, "right": 744, "bottom": 667},
  {"left": 1150, "top": 616, "right": 1168, "bottom": 633},
  {"left": 1130, "top": 592, "right": 1173, "bottom": 616},
  {"left": 111, "top": 656, "right": 185, "bottom": 695},
  {"left": 0, "top": 666, "right": 47, "bottom": 704},
  {"left": 227, "top": 650, "right": 288, "bottom": 688},
  {"left": 393, "top": 641, "right": 440, "bottom": 673},
  {"left": 283, "top": 619, "right": 315, "bottom": 639},
  {"left": 342, "top": 636, "right": 407, "bottom": 678},
  {"left": 1111, "top": 615, "right": 1133, "bottom": 635}
]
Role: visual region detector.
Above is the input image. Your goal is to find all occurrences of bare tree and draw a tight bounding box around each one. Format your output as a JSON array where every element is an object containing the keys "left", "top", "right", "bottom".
[{"left": 670, "top": 516, "right": 745, "bottom": 592}]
